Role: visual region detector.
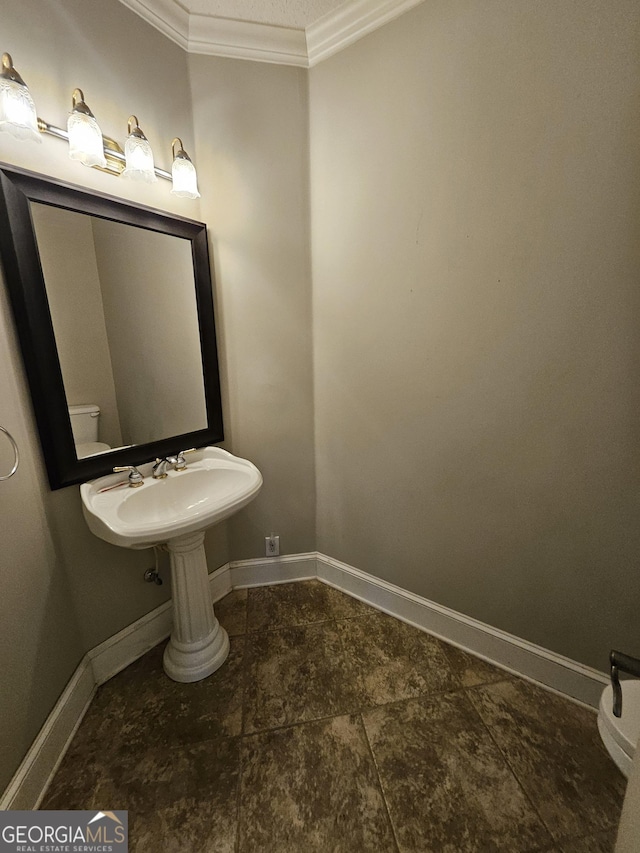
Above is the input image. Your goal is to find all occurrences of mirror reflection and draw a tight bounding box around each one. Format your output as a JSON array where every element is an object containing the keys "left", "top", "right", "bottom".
[{"left": 30, "top": 203, "right": 207, "bottom": 459}]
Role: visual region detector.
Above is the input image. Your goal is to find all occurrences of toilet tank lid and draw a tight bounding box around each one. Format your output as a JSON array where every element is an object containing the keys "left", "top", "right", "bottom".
[{"left": 68, "top": 404, "right": 100, "bottom": 416}]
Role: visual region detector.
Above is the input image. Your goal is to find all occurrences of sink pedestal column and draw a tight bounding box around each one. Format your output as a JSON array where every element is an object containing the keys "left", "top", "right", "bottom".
[{"left": 163, "top": 530, "right": 229, "bottom": 683}]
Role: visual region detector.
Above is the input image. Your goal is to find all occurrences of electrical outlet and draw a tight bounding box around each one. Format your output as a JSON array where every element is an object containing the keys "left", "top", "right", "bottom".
[{"left": 265, "top": 534, "right": 280, "bottom": 557}]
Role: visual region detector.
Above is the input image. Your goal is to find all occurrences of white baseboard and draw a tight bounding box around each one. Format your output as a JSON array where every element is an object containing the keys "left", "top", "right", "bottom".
[
  {"left": 3, "top": 550, "right": 608, "bottom": 809},
  {"left": 229, "top": 552, "right": 317, "bottom": 589},
  {"left": 314, "top": 553, "right": 608, "bottom": 709},
  {"left": 0, "top": 564, "right": 234, "bottom": 810},
  {"left": 228, "top": 551, "right": 607, "bottom": 707},
  {"left": 89, "top": 600, "right": 174, "bottom": 686},
  {"left": 0, "top": 658, "right": 95, "bottom": 810}
]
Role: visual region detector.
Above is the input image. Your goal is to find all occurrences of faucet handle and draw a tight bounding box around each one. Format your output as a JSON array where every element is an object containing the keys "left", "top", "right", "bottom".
[
  {"left": 113, "top": 465, "right": 144, "bottom": 487},
  {"left": 174, "top": 448, "right": 196, "bottom": 471}
]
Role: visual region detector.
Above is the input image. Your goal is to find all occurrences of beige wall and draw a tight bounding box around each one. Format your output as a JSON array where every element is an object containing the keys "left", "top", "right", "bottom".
[
  {"left": 310, "top": 0, "right": 640, "bottom": 670},
  {"left": 0, "top": 274, "right": 84, "bottom": 795},
  {"left": 30, "top": 205, "right": 123, "bottom": 448},
  {"left": 2, "top": 0, "right": 639, "bottom": 801},
  {"left": 0, "top": 0, "right": 314, "bottom": 794},
  {"left": 0, "top": 0, "right": 227, "bottom": 793},
  {"left": 188, "top": 55, "right": 316, "bottom": 559}
]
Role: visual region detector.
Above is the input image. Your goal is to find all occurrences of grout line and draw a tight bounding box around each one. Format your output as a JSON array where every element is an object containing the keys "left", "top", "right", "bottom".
[
  {"left": 235, "top": 631, "right": 248, "bottom": 853},
  {"left": 241, "top": 707, "right": 364, "bottom": 740},
  {"left": 218, "top": 590, "right": 250, "bottom": 853},
  {"left": 359, "top": 713, "right": 401, "bottom": 853},
  {"left": 239, "top": 637, "right": 251, "bottom": 739},
  {"left": 241, "top": 591, "right": 377, "bottom": 636},
  {"left": 237, "top": 679, "right": 516, "bottom": 740},
  {"left": 244, "top": 614, "right": 369, "bottom": 634},
  {"left": 238, "top": 589, "right": 251, "bottom": 728},
  {"left": 463, "top": 688, "right": 558, "bottom": 847}
]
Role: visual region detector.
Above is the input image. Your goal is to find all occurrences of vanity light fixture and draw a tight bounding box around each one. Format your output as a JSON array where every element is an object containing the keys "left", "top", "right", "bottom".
[
  {"left": 122, "top": 115, "right": 157, "bottom": 183},
  {"left": 0, "top": 51, "right": 200, "bottom": 198},
  {"left": 0, "top": 53, "right": 41, "bottom": 142},
  {"left": 171, "top": 138, "right": 200, "bottom": 199},
  {"left": 67, "top": 88, "right": 107, "bottom": 168}
]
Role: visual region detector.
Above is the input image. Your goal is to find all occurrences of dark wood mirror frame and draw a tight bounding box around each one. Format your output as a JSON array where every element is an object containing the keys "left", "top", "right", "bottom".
[{"left": 0, "top": 163, "right": 224, "bottom": 490}]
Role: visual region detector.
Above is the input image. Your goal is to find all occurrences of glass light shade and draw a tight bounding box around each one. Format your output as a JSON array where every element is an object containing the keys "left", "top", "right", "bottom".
[
  {"left": 123, "top": 134, "right": 157, "bottom": 182},
  {"left": 171, "top": 156, "right": 200, "bottom": 199},
  {"left": 67, "top": 110, "right": 106, "bottom": 168},
  {"left": 0, "top": 56, "right": 41, "bottom": 142}
]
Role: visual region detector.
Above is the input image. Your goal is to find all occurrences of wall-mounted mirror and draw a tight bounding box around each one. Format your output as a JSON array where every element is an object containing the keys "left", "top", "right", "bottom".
[{"left": 0, "top": 164, "right": 223, "bottom": 489}]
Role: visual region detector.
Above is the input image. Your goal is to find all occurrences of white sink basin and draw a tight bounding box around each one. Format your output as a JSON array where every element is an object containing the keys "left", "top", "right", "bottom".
[
  {"left": 80, "top": 446, "right": 262, "bottom": 683},
  {"left": 81, "top": 446, "right": 262, "bottom": 549}
]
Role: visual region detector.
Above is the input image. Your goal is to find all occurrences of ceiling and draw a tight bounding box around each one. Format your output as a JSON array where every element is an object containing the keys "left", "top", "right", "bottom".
[
  {"left": 180, "top": 0, "right": 345, "bottom": 30},
  {"left": 117, "top": 0, "right": 424, "bottom": 66}
]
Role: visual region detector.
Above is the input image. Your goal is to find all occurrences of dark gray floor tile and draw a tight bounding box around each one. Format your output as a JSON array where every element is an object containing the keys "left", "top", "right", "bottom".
[
  {"left": 41, "top": 583, "right": 627, "bottom": 852},
  {"left": 246, "top": 579, "right": 373, "bottom": 632},
  {"left": 215, "top": 588, "right": 248, "bottom": 636},
  {"left": 337, "top": 611, "right": 461, "bottom": 706},
  {"left": 440, "top": 642, "right": 513, "bottom": 688},
  {"left": 44, "top": 736, "right": 240, "bottom": 851},
  {"left": 120, "top": 637, "right": 244, "bottom": 748},
  {"left": 247, "top": 580, "right": 332, "bottom": 631},
  {"left": 243, "top": 622, "right": 365, "bottom": 733},
  {"left": 363, "top": 690, "right": 552, "bottom": 852},
  {"left": 239, "top": 715, "right": 397, "bottom": 853},
  {"left": 40, "top": 649, "right": 170, "bottom": 798},
  {"left": 45, "top": 637, "right": 244, "bottom": 785},
  {"left": 467, "top": 679, "right": 626, "bottom": 841},
  {"left": 322, "top": 583, "right": 378, "bottom": 619},
  {"left": 127, "top": 738, "right": 240, "bottom": 853},
  {"left": 40, "top": 742, "right": 130, "bottom": 811},
  {"left": 559, "top": 829, "right": 618, "bottom": 853}
]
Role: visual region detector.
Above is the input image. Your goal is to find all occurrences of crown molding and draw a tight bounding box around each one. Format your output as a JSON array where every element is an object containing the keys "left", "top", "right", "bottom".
[
  {"left": 117, "top": 0, "right": 426, "bottom": 66},
  {"left": 189, "top": 14, "right": 308, "bottom": 66},
  {"left": 306, "top": 0, "right": 425, "bottom": 66}
]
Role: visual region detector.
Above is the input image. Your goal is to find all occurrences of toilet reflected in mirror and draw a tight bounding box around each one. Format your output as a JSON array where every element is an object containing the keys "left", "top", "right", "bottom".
[{"left": 68, "top": 405, "right": 111, "bottom": 459}]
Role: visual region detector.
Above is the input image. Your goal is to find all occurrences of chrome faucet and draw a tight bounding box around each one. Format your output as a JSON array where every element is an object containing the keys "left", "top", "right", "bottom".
[
  {"left": 152, "top": 458, "right": 171, "bottom": 479},
  {"left": 152, "top": 448, "right": 196, "bottom": 479}
]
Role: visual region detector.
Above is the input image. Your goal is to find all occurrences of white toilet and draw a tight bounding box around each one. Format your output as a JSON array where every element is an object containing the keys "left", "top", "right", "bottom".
[
  {"left": 68, "top": 404, "right": 111, "bottom": 459},
  {"left": 598, "top": 680, "right": 640, "bottom": 778}
]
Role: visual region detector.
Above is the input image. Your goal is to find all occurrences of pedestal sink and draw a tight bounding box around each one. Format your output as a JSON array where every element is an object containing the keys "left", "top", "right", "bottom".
[{"left": 80, "top": 447, "right": 262, "bottom": 682}]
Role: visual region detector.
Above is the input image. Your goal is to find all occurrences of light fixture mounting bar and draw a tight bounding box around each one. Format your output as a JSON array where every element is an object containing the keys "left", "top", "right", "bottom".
[{"left": 36, "top": 118, "right": 172, "bottom": 181}]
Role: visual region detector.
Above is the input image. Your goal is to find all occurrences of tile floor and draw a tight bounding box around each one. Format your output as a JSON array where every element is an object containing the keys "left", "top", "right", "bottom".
[{"left": 41, "top": 580, "right": 627, "bottom": 852}]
